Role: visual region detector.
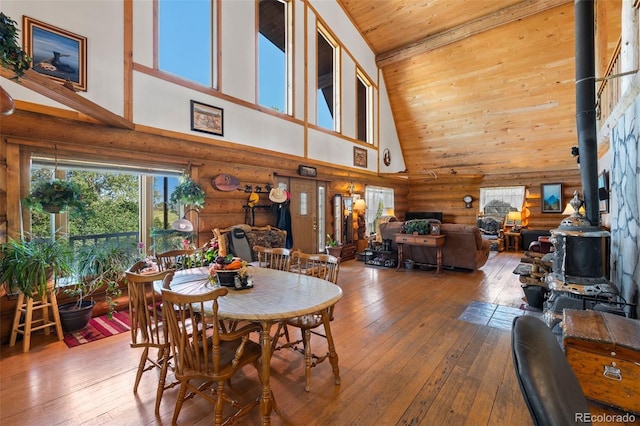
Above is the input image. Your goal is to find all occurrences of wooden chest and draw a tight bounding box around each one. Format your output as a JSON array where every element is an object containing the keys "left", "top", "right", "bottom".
[{"left": 562, "top": 309, "right": 640, "bottom": 414}]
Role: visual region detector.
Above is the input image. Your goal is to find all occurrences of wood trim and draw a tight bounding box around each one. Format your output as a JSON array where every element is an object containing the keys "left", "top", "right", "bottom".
[
  {"left": 0, "top": 68, "right": 133, "bottom": 129},
  {"left": 376, "top": 0, "right": 573, "bottom": 67},
  {"left": 124, "top": 0, "right": 134, "bottom": 122}
]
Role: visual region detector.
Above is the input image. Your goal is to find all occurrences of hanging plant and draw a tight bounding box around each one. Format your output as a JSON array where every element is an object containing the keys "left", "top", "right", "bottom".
[
  {"left": 170, "top": 173, "right": 205, "bottom": 209},
  {"left": 23, "top": 179, "right": 86, "bottom": 214}
]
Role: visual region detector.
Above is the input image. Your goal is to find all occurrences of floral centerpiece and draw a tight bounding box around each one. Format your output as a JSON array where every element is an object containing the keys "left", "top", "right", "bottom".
[{"left": 23, "top": 179, "right": 85, "bottom": 214}]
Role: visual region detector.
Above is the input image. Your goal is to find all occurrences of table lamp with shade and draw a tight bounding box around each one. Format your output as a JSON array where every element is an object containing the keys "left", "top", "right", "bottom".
[
  {"left": 508, "top": 210, "right": 523, "bottom": 231},
  {"left": 353, "top": 198, "right": 367, "bottom": 240}
]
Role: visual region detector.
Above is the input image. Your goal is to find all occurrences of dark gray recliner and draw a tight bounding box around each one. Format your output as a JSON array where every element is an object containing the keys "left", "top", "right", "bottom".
[{"left": 511, "top": 316, "right": 592, "bottom": 425}]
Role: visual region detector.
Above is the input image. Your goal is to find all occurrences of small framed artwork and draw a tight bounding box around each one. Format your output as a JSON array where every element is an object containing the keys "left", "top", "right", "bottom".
[
  {"left": 430, "top": 223, "right": 441, "bottom": 235},
  {"left": 298, "top": 165, "right": 317, "bottom": 177},
  {"left": 23, "top": 16, "right": 87, "bottom": 91},
  {"left": 191, "top": 100, "right": 223, "bottom": 136},
  {"left": 541, "top": 183, "right": 563, "bottom": 213},
  {"left": 598, "top": 170, "right": 609, "bottom": 213},
  {"left": 354, "top": 147, "right": 367, "bottom": 168}
]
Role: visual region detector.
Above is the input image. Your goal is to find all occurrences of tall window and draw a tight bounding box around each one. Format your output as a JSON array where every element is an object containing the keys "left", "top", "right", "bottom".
[
  {"left": 158, "top": 0, "right": 215, "bottom": 88},
  {"left": 356, "top": 70, "right": 372, "bottom": 143},
  {"left": 317, "top": 25, "right": 339, "bottom": 131},
  {"left": 364, "top": 186, "right": 395, "bottom": 235},
  {"left": 258, "top": 0, "right": 289, "bottom": 113}
]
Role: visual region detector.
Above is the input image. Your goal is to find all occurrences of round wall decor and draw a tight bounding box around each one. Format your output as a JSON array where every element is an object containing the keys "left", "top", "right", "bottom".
[{"left": 383, "top": 148, "right": 391, "bottom": 166}]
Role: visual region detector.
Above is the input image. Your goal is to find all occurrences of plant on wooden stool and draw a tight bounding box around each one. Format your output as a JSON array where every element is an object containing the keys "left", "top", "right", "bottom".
[{"left": 0, "top": 236, "right": 73, "bottom": 297}]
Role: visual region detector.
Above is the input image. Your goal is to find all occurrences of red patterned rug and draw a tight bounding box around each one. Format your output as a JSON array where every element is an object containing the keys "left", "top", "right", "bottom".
[{"left": 63, "top": 310, "right": 131, "bottom": 348}]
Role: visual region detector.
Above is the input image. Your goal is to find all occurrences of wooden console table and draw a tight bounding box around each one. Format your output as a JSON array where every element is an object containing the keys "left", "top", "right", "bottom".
[{"left": 394, "top": 234, "right": 446, "bottom": 273}]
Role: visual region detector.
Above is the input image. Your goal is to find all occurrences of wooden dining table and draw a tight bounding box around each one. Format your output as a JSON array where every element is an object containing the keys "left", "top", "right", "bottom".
[{"left": 153, "top": 266, "right": 343, "bottom": 425}]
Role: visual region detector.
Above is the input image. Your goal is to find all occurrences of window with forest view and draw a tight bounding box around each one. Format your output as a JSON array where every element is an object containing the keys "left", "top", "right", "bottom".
[{"left": 29, "top": 164, "right": 187, "bottom": 256}]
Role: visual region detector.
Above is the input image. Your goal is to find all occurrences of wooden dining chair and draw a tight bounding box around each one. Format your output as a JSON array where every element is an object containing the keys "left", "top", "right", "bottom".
[
  {"left": 125, "top": 261, "right": 177, "bottom": 414},
  {"left": 161, "top": 287, "right": 263, "bottom": 425},
  {"left": 253, "top": 245, "right": 292, "bottom": 271},
  {"left": 155, "top": 248, "right": 204, "bottom": 271},
  {"left": 273, "top": 251, "right": 341, "bottom": 391}
]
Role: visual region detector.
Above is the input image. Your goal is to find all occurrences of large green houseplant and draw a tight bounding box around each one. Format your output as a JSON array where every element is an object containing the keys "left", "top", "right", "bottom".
[
  {"left": 62, "top": 241, "right": 139, "bottom": 322},
  {"left": 0, "top": 236, "right": 73, "bottom": 298}
]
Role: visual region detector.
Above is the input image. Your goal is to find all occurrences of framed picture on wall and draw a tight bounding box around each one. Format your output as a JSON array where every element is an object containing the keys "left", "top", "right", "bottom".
[
  {"left": 23, "top": 16, "right": 87, "bottom": 91},
  {"left": 354, "top": 147, "right": 367, "bottom": 168},
  {"left": 191, "top": 100, "right": 223, "bottom": 136},
  {"left": 541, "top": 183, "right": 563, "bottom": 213}
]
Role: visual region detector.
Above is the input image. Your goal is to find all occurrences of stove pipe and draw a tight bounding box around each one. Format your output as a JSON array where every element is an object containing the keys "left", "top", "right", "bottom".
[{"left": 574, "top": 0, "right": 600, "bottom": 228}]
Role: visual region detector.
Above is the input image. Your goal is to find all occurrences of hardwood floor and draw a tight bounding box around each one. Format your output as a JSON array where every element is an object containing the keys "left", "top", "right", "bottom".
[{"left": 0, "top": 252, "right": 630, "bottom": 425}]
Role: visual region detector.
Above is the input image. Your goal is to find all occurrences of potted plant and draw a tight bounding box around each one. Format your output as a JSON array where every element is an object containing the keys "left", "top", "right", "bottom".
[
  {"left": 170, "top": 173, "right": 206, "bottom": 209},
  {"left": 403, "top": 219, "right": 430, "bottom": 235},
  {"left": 0, "top": 13, "right": 31, "bottom": 78},
  {"left": 23, "top": 179, "right": 86, "bottom": 214},
  {"left": 325, "top": 234, "right": 342, "bottom": 258},
  {"left": 59, "top": 241, "right": 138, "bottom": 331},
  {"left": 0, "top": 236, "right": 73, "bottom": 298}
]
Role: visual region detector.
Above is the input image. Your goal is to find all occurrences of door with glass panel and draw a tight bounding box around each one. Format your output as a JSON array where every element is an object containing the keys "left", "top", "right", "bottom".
[{"left": 288, "top": 178, "right": 319, "bottom": 254}]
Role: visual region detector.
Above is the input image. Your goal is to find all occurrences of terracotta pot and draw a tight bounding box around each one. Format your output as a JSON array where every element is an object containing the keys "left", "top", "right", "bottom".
[{"left": 325, "top": 246, "right": 342, "bottom": 258}]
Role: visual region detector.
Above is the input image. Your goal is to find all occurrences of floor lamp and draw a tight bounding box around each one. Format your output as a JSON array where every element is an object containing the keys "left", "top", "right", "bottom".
[{"left": 171, "top": 208, "right": 200, "bottom": 247}]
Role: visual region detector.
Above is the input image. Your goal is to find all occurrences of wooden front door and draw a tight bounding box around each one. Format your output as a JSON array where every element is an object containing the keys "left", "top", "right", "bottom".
[{"left": 289, "top": 178, "right": 318, "bottom": 253}]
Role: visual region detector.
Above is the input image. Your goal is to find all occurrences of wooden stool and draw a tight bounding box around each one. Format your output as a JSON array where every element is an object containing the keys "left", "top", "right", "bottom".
[{"left": 10, "top": 287, "right": 64, "bottom": 352}]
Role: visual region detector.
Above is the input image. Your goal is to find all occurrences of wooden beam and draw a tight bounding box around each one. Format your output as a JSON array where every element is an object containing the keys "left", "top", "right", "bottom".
[
  {"left": 0, "top": 68, "right": 134, "bottom": 129},
  {"left": 376, "top": 0, "right": 572, "bottom": 67}
]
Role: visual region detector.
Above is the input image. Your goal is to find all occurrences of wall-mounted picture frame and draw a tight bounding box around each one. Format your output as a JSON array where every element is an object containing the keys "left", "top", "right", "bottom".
[
  {"left": 354, "top": 147, "right": 367, "bottom": 168},
  {"left": 191, "top": 100, "right": 223, "bottom": 136},
  {"left": 298, "top": 165, "right": 317, "bottom": 177},
  {"left": 23, "top": 16, "right": 87, "bottom": 91},
  {"left": 541, "top": 183, "right": 563, "bottom": 213},
  {"left": 598, "top": 170, "right": 609, "bottom": 213}
]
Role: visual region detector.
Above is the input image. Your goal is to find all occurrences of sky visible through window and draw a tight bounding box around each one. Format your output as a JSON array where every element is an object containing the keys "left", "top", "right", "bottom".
[
  {"left": 159, "top": 1, "right": 286, "bottom": 112},
  {"left": 159, "top": 0, "right": 212, "bottom": 87},
  {"left": 259, "top": 34, "right": 286, "bottom": 112}
]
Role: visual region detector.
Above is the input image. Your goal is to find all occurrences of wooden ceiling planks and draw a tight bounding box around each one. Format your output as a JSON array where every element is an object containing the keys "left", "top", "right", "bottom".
[{"left": 374, "top": 3, "right": 577, "bottom": 176}]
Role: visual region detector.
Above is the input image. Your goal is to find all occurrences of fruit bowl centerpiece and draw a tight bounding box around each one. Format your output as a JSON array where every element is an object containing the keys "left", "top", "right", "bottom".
[{"left": 208, "top": 255, "right": 252, "bottom": 288}]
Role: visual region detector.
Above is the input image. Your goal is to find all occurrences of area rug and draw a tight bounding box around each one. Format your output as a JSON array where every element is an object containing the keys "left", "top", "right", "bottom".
[{"left": 63, "top": 310, "right": 131, "bottom": 348}]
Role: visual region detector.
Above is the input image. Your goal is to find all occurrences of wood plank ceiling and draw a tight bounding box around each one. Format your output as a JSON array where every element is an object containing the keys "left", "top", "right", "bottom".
[{"left": 338, "top": 0, "right": 581, "bottom": 179}]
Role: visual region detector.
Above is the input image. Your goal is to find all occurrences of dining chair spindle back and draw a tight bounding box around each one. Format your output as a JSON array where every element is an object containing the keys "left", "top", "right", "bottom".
[
  {"left": 253, "top": 246, "right": 292, "bottom": 271},
  {"left": 125, "top": 261, "right": 176, "bottom": 414},
  {"left": 156, "top": 248, "right": 204, "bottom": 271},
  {"left": 273, "top": 251, "right": 341, "bottom": 391},
  {"left": 161, "top": 287, "right": 264, "bottom": 425}
]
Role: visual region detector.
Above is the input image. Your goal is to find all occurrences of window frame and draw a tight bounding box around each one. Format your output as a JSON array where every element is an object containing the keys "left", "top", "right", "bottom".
[
  {"left": 157, "top": 0, "right": 217, "bottom": 89},
  {"left": 364, "top": 185, "right": 395, "bottom": 235},
  {"left": 316, "top": 23, "right": 341, "bottom": 132},
  {"left": 257, "top": 0, "right": 292, "bottom": 114},
  {"left": 356, "top": 68, "right": 373, "bottom": 144}
]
